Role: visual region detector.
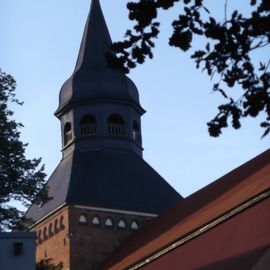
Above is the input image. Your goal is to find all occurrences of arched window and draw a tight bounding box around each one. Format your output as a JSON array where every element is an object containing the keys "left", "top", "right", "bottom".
[
  {"left": 49, "top": 223, "right": 54, "bottom": 236},
  {"left": 108, "top": 114, "right": 125, "bottom": 137},
  {"left": 105, "top": 217, "right": 113, "bottom": 228},
  {"left": 79, "top": 214, "right": 87, "bottom": 224},
  {"left": 80, "top": 114, "right": 96, "bottom": 137},
  {"left": 91, "top": 216, "right": 100, "bottom": 226},
  {"left": 38, "top": 230, "right": 43, "bottom": 244},
  {"left": 60, "top": 216, "right": 65, "bottom": 229},
  {"left": 43, "top": 227, "right": 48, "bottom": 240},
  {"left": 54, "top": 219, "right": 60, "bottom": 233},
  {"left": 64, "top": 122, "right": 72, "bottom": 146},
  {"left": 117, "top": 219, "right": 126, "bottom": 229},
  {"left": 132, "top": 120, "right": 142, "bottom": 145},
  {"left": 131, "top": 220, "right": 140, "bottom": 230}
]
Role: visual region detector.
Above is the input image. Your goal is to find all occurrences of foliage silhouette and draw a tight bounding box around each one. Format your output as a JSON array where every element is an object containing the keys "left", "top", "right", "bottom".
[
  {"left": 107, "top": 0, "right": 270, "bottom": 138},
  {"left": 36, "top": 259, "right": 63, "bottom": 270},
  {"left": 0, "top": 69, "right": 48, "bottom": 231}
]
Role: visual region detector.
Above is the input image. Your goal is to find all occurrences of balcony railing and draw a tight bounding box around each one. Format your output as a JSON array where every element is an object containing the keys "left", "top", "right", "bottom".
[
  {"left": 80, "top": 124, "right": 97, "bottom": 137},
  {"left": 108, "top": 124, "right": 125, "bottom": 137}
]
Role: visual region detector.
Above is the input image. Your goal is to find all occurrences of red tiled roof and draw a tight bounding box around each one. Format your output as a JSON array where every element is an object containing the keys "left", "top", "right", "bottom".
[
  {"left": 103, "top": 149, "right": 270, "bottom": 270},
  {"left": 139, "top": 196, "right": 270, "bottom": 270}
]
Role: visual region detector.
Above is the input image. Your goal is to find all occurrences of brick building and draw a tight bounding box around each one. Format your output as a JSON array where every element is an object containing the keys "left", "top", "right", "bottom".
[
  {"left": 103, "top": 149, "right": 270, "bottom": 270},
  {"left": 25, "top": 1, "right": 182, "bottom": 269},
  {"left": 25, "top": 1, "right": 270, "bottom": 269}
]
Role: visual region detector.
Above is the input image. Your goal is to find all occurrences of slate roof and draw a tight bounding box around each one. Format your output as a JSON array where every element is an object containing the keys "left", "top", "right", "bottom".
[
  {"left": 56, "top": 0, "right": 142, "bottom": 116},
  {"left": 102, "top": 149, "right": 270, "bottom": 270},
  {"left": 26, "top": 149, "right": 182, "bottom": 223},
  {"left": 26, "top": 0, "right": 182, "bottom": 224}
]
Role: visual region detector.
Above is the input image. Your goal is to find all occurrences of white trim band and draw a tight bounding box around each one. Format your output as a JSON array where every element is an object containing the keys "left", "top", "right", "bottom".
[{"left": 73, "top": 205, "right": 157, "bottom": 218}]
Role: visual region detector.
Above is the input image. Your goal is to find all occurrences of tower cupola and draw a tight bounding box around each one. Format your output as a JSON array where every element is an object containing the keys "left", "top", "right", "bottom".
[
  {"left": 55, "top": 0, "right": 145, "bottom": 157},
  {"left": 26, "top": 3, "right": 182, "bottom": 268}
]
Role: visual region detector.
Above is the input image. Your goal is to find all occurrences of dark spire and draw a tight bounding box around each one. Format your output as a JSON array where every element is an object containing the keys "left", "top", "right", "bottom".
[
  {"left": 56, "top": 0, "right": 144, "bottom": 117},
  {"left": 75, "top": 0, "right": 112, "bottom": 71}
]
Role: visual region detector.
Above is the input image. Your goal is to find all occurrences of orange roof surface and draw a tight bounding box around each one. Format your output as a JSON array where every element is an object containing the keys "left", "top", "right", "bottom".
[
  {"left": 139, "top": 195, "right": 270, "bottom": 270},
  {"left": 103, "top": 149, "right": 270, "bottom": 270}
]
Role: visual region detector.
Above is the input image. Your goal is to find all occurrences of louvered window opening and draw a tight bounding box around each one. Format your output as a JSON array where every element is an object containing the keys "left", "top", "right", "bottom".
[
  {"left": 80, "top": 124, "right": 97, "bottom": 136},
  {"left": 108, "top": 124, "right": 124, "bottom": 137}
]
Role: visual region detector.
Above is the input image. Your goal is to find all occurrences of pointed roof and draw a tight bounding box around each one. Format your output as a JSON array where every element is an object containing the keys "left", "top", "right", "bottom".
[
  {"left": 56, "top": 0, "right": 143, "bottom": 117},
  {"left": 75, "top": 0, "right": 112, "bottom": 71},
  {"left": 26, "top": 149, "right": 182, "bottom": 223}
]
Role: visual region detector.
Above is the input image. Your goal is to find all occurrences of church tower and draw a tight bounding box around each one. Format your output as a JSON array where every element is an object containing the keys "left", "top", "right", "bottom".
[{"left": 26, "top": 1, "right": 182, "bottom": 269}]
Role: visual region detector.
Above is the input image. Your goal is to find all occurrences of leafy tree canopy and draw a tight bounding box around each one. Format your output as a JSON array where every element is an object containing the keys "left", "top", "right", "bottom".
[
  {"left": 36, "top": 259, "right": 63, "bottom": 270},
  {"left": 0, "top": 69, "right": 48, "bottom": 231},
  {"left": 107, "top": 0, "right": 270, "bottom": 138}
]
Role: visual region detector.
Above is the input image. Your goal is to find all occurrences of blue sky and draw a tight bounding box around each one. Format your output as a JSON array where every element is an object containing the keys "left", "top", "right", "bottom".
[{"left": 1, "top": 0, "right": 269, "bottom": 197}]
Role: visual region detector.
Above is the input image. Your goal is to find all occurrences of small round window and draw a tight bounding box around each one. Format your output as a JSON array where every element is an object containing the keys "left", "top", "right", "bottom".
[
  {"left": 118, "top": 219, "right": 126, "bottom": 229},
  {"left": 79, "top": 214, "right": 87, "bottom": 224},
  {"left": 105, "top": 217, "right": 113, "bottom": 227},
  {"left": 131, "top": 220, "right": 140, "bottom": 230},
  {"left": 92, "top": 216, "right": 100, "bottom": 226}
]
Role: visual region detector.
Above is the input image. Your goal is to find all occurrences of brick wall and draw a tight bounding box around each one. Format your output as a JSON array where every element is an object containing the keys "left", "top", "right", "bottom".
[
  {"left": 33, "top": 205, "right": 153, "bottom": 270},
  {"left": 34, "top": 206, "right": 70, "bottom": 269}
]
